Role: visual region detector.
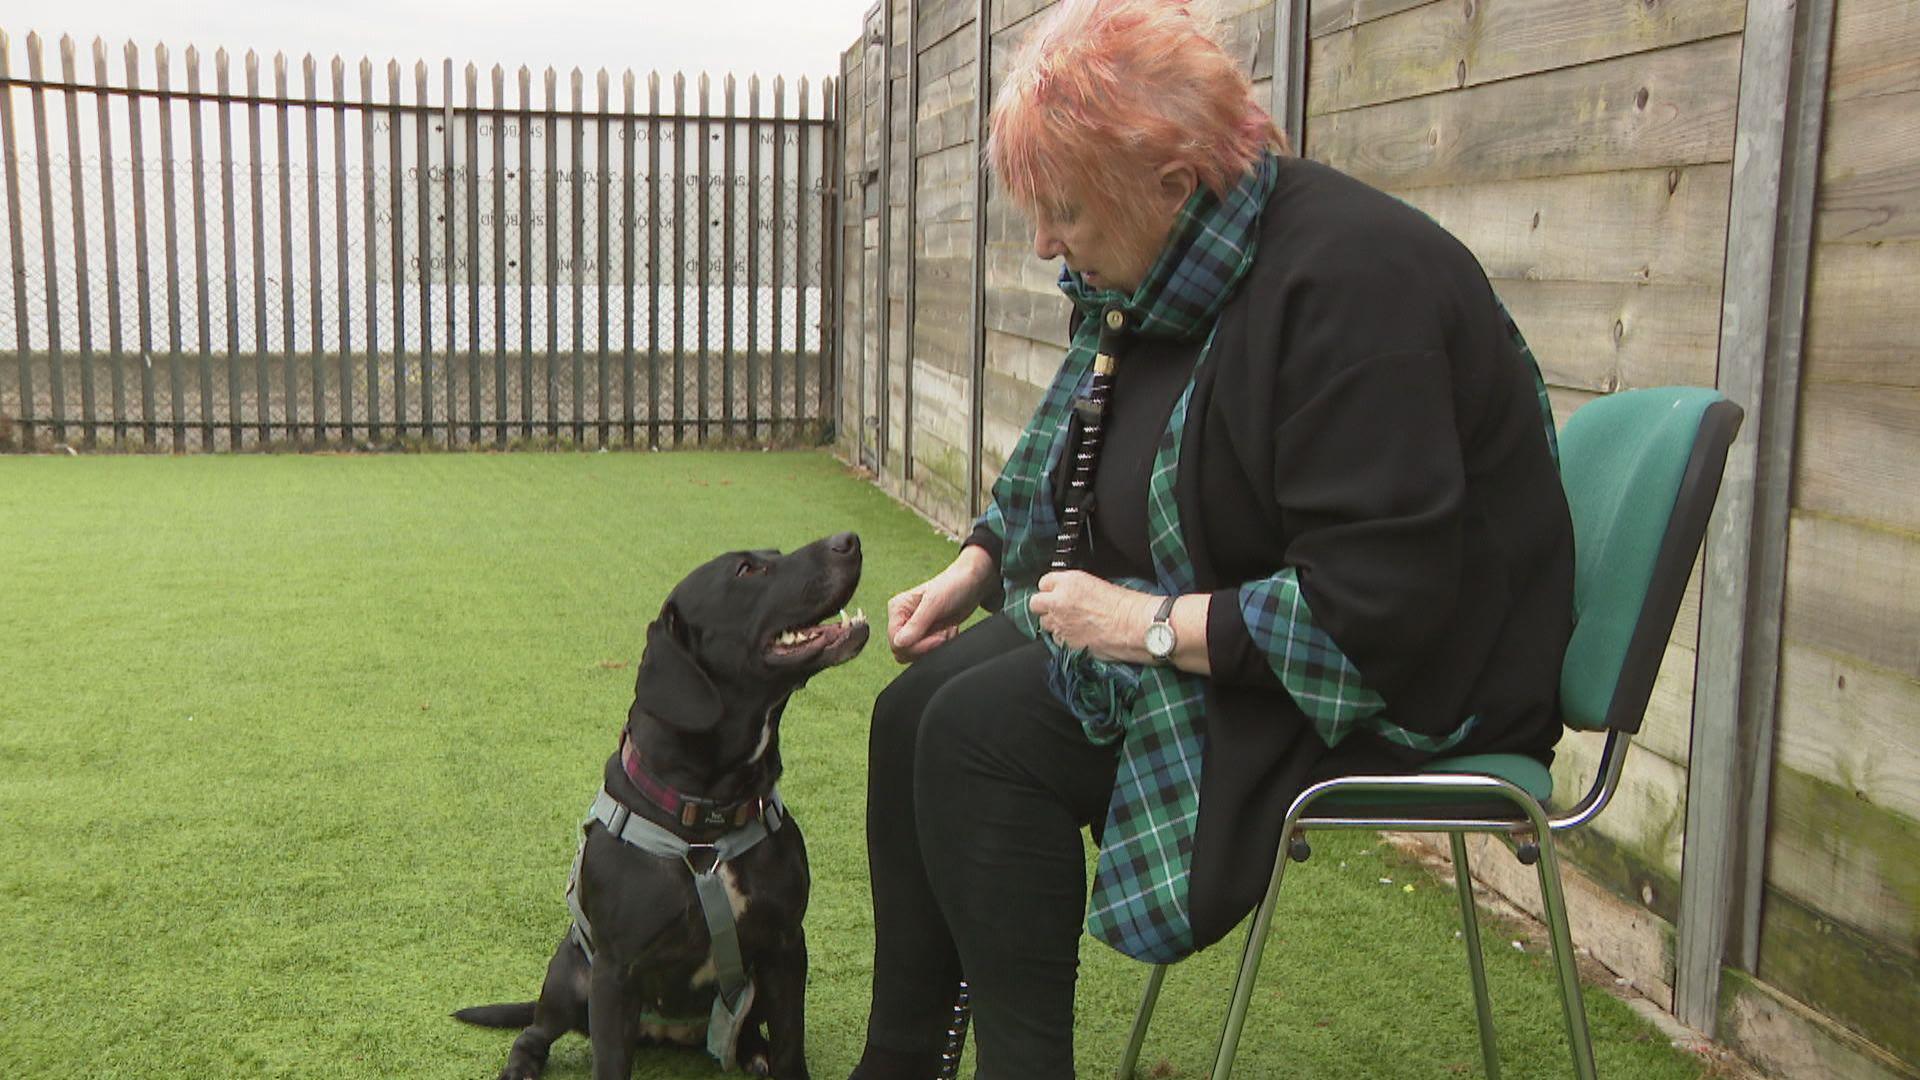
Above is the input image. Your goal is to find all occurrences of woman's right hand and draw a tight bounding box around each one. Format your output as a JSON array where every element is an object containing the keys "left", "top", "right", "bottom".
[{"left": 886, "top": 545, "right": 997, "bottom": 663}]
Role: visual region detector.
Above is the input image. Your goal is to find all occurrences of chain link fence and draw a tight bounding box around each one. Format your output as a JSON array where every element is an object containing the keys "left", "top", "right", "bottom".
[{"left": 0, "top": 32, "right": 841, "bottom": 451}]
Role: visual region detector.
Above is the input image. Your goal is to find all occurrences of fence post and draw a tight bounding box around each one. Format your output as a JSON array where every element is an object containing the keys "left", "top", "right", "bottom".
[
  {"left": 27, "top": 34, "right": 67, "bottom": 445},
  {"left": 217, "top": 48, "right": 242, "bottom": 449},
  {"left": 747, "top": 73, "right": 761, "bottom": 443},
  {"left": 595, "top": 68, "right": 610, "bottom": 448},
  {"left": 469, "top": 62, "right": 484, "bottom": 447},
  {"left": 1, "top": 31, "right": 33, "bottom": 447},
  {"left": 60, "top": 36, "right": 97, "bottom": 448},
  {"left": 306, "top": 54, "right": 326, "bottom": 444},
  {"left": 697, "top": 72, "right": 711, "bottom": 445},
  {"left": 334, "top": 56, "right": 351, "bottom": 444},
  {"left": 796, "top": 76, "right": 810, "bottom": 432},
  {"left": 620, "top": 69, "right": 636, "bottom": 447},
  {"left": 278, "top": 53, "right": 299, "bottom": 443},
  {"left": 187, "top": 46, "right": 214, "bottom": 450},
  {"left": 93, "top": 39, "right": 127, "bottom": 446},
  {"left": 570, "top": 67, "right": 585, "bottom": 444},
  {"left": 723, "top": 73, "right": 737, "bottom": 442},
  {"left": 493, "top": 63, "right": 510, "bottom": 447},
  {"left": 1678, "top": 0, "right": 1836, "bottom": 1035},
  {"left": 968, "top": 0, "right": 990, "bottom": 517}
]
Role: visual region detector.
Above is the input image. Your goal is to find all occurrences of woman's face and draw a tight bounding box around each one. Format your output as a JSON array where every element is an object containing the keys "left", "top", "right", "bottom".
[
  {"left": 1028, "top": 167, "right": 1195, "bottom": 295},
  {"left": 1030, "top": 197, "right": 1170, "bottom": 295}
]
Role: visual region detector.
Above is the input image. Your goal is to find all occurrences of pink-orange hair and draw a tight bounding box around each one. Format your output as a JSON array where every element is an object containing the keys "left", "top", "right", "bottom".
[{"left": 987, "top": 0, "right": 1284, "bottom": 239}]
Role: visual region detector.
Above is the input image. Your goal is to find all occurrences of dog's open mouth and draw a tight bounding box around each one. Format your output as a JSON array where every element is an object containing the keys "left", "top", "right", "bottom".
[{"left": 766, "top": 608, "right": 871, "bottom": 667}]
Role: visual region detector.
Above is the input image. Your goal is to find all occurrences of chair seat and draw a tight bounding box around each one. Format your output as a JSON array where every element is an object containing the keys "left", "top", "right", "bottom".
[{"left": 1303, "top": 752, "right": 1554, "bottom": 820}]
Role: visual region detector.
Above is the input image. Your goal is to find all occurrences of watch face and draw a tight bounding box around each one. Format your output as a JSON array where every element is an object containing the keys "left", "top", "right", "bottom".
[{"left": 1145, "top": 621, "right": 1176, "bottom": 659}]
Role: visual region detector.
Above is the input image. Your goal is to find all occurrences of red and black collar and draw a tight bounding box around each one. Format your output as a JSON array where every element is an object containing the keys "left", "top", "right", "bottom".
[{"left": 618, "top": 730, "right": 771, "bottom": 832}]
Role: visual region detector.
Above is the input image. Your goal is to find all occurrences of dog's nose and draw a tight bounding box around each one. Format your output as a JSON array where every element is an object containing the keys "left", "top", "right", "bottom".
[{"left": 828, "top": 531, "right": 860, "bottom": 556}]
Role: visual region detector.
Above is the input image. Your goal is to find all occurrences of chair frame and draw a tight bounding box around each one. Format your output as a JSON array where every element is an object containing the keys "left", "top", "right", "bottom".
[{"left": 1116, "top": 396, "right": 1743, "bottom": 1080}]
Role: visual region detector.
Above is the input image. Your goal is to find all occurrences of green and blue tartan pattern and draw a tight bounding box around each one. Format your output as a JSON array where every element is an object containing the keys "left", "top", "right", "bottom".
[{"left": 986, "top": 156, "right": 1278, "bottom": 962}]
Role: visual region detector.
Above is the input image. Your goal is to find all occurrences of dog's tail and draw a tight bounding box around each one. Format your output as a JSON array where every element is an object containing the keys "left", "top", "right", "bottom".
[{"left": 452, "top": 1002, "right": 538, "bottom": 1029}]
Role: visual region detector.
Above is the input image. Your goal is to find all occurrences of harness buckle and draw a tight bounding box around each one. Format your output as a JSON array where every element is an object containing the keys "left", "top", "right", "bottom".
[{"left": 683, "top": 844, "right": 723, "bottom": 877}]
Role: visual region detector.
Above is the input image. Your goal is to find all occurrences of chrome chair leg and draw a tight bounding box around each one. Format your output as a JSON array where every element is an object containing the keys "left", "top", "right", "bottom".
[
  {"left": 1532, "top": 828, "right": 1597, "bottom": 1080},
  {"left": 1451, "top": 832, "right": 1501, "bottom": 1079},
  {"left": 1115, "top": 963, "right": 1168, "bottom": 1080},
  {"left": 1212, "top": 823, "right": 1301, "bottom": 1080}
]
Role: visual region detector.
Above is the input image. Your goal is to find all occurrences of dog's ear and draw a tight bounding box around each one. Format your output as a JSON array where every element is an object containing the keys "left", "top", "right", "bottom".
[{"left": 630, "top": 602, "right": 725, "bottom": 734}]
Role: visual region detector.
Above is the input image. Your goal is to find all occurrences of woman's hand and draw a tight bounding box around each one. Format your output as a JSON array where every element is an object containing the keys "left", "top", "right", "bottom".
[
  {"left": 887, "top": 545, "right": 998, "bottom": 663},
  {"left": 1028, "top": 571, "right": 1159, "bottom": 664}
]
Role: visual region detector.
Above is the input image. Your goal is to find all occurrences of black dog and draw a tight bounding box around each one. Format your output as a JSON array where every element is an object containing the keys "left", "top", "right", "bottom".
[{"left": 457, "top": 532, "right": 869, "bottom": 1080}]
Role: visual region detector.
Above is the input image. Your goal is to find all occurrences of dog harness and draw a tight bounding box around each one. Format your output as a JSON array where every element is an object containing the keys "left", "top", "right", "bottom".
[{"left": 564, "top": 784, "right": 785, "bottom": 1068}]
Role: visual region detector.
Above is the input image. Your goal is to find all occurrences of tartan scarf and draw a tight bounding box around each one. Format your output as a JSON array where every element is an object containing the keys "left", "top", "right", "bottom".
[{"left": 977, "top": 151, "right": 1280, "bottom": 962}]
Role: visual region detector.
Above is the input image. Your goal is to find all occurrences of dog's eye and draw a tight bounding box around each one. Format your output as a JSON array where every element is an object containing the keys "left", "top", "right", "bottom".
[{"left": 735, "top": 560, "right": 767, "bottom": 578}]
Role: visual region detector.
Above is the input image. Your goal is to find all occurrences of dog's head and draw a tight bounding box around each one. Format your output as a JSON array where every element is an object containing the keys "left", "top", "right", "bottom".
[{"left": 630, "top": 531, "right": 869, "bottom": 739}]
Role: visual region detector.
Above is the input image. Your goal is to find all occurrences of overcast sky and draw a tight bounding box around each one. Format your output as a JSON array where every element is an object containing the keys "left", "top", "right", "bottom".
[{"left": 5, "top": 0, "right": 874, "bottom": 99}]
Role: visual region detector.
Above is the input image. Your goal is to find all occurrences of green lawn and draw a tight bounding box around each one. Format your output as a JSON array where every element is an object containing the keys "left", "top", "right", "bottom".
[{"left": 0, "top": 452, "right": 1711, "bottom": 1078}]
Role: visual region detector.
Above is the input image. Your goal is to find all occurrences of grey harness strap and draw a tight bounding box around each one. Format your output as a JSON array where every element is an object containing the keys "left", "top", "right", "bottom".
[{"left": 564, "top": 786, "right": 784, "bottom": 1067}]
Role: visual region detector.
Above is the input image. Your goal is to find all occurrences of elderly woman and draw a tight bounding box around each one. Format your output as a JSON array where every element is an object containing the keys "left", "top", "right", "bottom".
[{"left": 849, "top": 1, "right": 1574, "bottom": 1076}]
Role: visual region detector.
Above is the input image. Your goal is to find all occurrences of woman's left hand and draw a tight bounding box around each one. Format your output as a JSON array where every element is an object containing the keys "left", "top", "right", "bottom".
[{"left": 1029, "top": 570, "right": 1156, "bottom": 664}]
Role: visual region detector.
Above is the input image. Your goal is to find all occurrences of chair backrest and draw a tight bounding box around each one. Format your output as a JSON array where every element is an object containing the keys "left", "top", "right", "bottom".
[{"left": 1557, "top": 388, "right": 1744, "bottom": 734}]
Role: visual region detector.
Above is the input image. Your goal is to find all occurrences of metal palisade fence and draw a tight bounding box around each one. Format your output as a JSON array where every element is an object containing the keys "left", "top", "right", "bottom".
[{"left": 0, "top": 29, "right": 842, "bottom": 451}]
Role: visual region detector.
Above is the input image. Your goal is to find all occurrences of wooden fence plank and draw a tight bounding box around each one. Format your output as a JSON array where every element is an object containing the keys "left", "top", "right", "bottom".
[
  {"left": 695, "top": 72, "right": 709, "bottom": 444},
  {"left": 1308, "top": 0, "right": 1743, "bottom": 118},
  {"left": 304, "top": 55, "right": 325, "bottom": 442},
  {"left": 570, "top": 69, "right": 585, "bottom": 444},
  {"left": 27, "top": 35, "right": 67, "bottom": 444},
  {"left": 93, "top": 39, "right": 127, "bottom": 444},
  {"left": 1763, "top": 764, "right": 1919, "bottom": 961},
  {"left": 1814, "top": 91, "right": 1920, "bottom": 246},
  {"left": 1487, "top": 278, "right": 1721, "bottom": 393},
  {"left": 1782, "top": 512, "right": 1920, "bottom": 683},
  {"left": 723, "top": 75, "right": 737, "bottom": 440},
  {"left": 157, "top": 44, "right": 185, "bottom": 447},
  {"left": 187, "top": 48, "right": 214, "bottom": 448},
  {"left": 413, "top": 60, "right": 434, "bottom": 439},
  {"left": 621, "top": 70, "right": 636, "bottom": 445},
  {"left": 1396, "top": 164, "right": 1730, "bottom": 287},
  {"left": 1777, "top": 643, "right": 1920, "bottom": 825},
  {"left": 360, "top": 58, "right": 378, "bottom": 440},
  {"left": 1792, "top": 380, "right": 1920, "bottom": 536},
  {"left": 127, "top": 42, "right": 156, "bottom": 443},
  {"left": 333, "top": 57, "right": 350, "bottom": 442},
  {"left": 521, "top": 66, "right": 535, "bottom": 438},
  {"left": 283, "top": 55, "right": 302, "bottom": 440},
  {"left": 1309, "top": 0, "right": 1427, "bottom": 40},
  {"left": 59, "top": 37, "right": 96, "bottom": 447},
  {"left": 0, "top": 32, "right": 32, "bottom": 444},
  {"left": 388, "top": 59, "right": 406, "bottom": 436},
  {"left": 774, "top": 75, "right": 789, "bottom": 438},
  {"left": 1829, "top": 0, "right": 1920, "bottom": 103},
  {"left": 1307, "top": 36, "right": 1740, "bottom": 191}
]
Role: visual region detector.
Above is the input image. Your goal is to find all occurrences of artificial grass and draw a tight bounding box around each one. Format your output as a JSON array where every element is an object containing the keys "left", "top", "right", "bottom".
[{"left": 0, "top": 452, "right": 1711, "bottom": 1079}]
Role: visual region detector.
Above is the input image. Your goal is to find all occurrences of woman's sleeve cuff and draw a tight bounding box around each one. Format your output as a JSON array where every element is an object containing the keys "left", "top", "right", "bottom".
[{"left": 1206, "top": 586, "right": 1282, "bottom": 690}]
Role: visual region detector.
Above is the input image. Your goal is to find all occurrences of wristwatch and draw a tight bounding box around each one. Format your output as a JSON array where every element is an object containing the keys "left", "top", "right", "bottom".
[{"left": 1144, "top": 595, "right": 1178, "bottom": 666}]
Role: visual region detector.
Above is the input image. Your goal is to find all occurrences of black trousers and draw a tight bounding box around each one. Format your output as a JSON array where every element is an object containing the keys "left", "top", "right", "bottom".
[{"left": 862, "top": 614, "right": 1122, "bottom": 1079}]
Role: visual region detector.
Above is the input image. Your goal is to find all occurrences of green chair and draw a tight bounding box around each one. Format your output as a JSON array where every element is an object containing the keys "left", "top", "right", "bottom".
[{"left": 1115, "top": 387, "right": 1745, "bottom": 1080}]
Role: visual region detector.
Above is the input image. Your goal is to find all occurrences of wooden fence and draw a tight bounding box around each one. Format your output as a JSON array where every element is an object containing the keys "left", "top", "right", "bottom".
[
  {"left": 835, "top": 1, "right": 1919, "bottom": 1077},
  {"left": 0, "top": 29, "right": 841, "bottom": 450}
]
